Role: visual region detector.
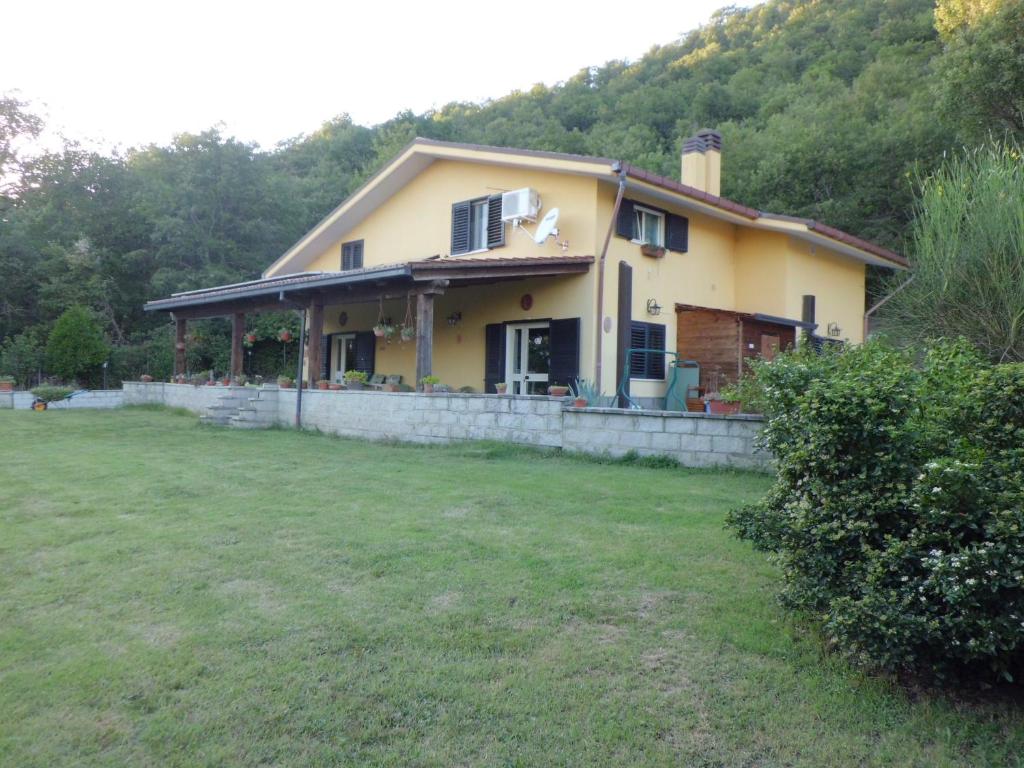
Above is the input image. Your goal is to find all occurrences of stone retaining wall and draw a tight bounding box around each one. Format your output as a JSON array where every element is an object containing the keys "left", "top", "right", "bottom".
[
  {"left": 0, "top": 389, "right": 123, "bottom": 409},
  {"left": 122, "top": 382, "right": 768, "bottom": 470}
]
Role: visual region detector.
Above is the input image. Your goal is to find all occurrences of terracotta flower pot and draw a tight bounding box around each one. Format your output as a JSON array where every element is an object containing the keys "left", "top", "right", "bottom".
[
  {"left": 547, "top": 385, "right": 569, "bottom": 397},
  {"left": 573, "top": 398, "right": 588, "bottom": 408},
  {"left": 317, "top": 382, "right": 329, "bottom": 390},
  {"left": 0, "top": 381, "right": 14, "bottom": 392},
  {"left": 707, "top": 400, "right": 741, "bottom": 415},
  {"left": 422, "top": 383, "right": 434, "bottom": 394},
  {"left": 329, "top": 383, "right": 343, "bottom": 391},
  {"left": 140, "top": 375, "right": 154, "bottom": 383}
]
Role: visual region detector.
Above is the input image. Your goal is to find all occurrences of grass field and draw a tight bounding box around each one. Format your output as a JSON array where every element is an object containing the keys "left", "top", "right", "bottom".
[{"left": 1, "top": 408, "right": 1022, "bottom": 767}]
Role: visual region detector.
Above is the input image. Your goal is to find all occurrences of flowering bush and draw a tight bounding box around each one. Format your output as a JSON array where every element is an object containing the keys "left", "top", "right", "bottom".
[{"left": 728, "top": 339, "right": 1024, "bottom": 682}]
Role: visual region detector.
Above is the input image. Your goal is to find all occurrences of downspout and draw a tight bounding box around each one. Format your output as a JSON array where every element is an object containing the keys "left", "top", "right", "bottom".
[
  {"left": 863, "top": 275, "right": 913, "bottom": 340},
  {"left": 595, "top": 162, "right": 627, "bottom": 390},
  {"left": 294, "top": 306, "right": 307, "bottom": 428}
]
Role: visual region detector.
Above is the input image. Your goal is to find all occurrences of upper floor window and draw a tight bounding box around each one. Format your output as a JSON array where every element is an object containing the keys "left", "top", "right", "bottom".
[
  {"left": 341, "top": 239, "right": 364, "bottom": 270},
  {"left": 615, "top": 199, "right": 689, "bottom": 253},
  {"left": 451, "top": 194, "right": 505, "bottom": 255},
  {"left": 633, "top": 205, "right": 665, "bottom": 247}
]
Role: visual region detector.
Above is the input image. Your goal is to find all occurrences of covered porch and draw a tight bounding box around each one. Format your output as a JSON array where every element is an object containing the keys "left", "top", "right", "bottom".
[{"left": 144, "top": 255, "right": 593, "bottom": 394}]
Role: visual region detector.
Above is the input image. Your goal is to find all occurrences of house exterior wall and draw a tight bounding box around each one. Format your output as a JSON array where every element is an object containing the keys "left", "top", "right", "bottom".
[
  {"left": 318, "top": 274, "right": 592, "bottom": 392},
  {"left": 304, "top": 160, "right": 601, "bottom": 271},
  {"left": 287, "top": 154, "right": 868, "bottom": 397}
]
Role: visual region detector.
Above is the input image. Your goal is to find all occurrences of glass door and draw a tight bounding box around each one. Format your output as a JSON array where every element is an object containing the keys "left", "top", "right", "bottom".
[
  {"left": 505, "top": 323, "right": 551, "bottom": 395},
  {"left": 332, "top": 334, "right": 356, "bottom": 382}
]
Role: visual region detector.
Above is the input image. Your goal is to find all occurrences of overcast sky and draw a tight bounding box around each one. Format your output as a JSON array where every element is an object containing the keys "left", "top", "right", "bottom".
[{"left": 6, "top": 0, "right": 750, "bottom": 152}]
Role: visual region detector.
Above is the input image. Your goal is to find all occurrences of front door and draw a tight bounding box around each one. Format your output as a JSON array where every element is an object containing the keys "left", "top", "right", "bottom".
[
  {"left": 506, "top": 323, "right": 551, "bottom": 395},
  {"left": 332, "top": 334, "right": 357, "bottom": 382},
  {"left": 760, "top": 333, "right": 780, "bottom": 362}
]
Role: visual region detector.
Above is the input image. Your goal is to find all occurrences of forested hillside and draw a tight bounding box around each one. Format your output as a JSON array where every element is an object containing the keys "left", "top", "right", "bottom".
[{"left": 2, "top": 0, "right": 1021, "bottom": 383}]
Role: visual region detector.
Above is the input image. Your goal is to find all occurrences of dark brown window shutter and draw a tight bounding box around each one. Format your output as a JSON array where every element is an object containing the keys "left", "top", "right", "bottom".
[
  {"left": 484, "top": 323, "right": 505, "bottom": 393},
  {"left": 451, "top": 201, "right": 471, "bottom": 255},
  {"left": 629, "top": 321, "right": 666, "bottom": 379},
  {"left": 486, "top": 194, "right": 505, "bottom": 248},
  {"left": 666, "top": 214, "right": 688, "bottom": 252},
  {"left": 615, "top": 199, "right": 636, "bottom": 239},
  {"left": 319, "top": 333, "right": 330, "bottom": 380},
  {"left": 354, "top": 331, "right": 375, "bottom": 375},
  {"left": 342, "top": 240, "right": 364, "bottom": 270},
  {"left": 548, "top": 318, "right": 580, "bottom": 387}
]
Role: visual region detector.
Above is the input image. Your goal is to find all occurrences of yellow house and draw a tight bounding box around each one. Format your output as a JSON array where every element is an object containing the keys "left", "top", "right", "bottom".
[{"left": 145, "top": 131, "right": 906, "bottom": 407}]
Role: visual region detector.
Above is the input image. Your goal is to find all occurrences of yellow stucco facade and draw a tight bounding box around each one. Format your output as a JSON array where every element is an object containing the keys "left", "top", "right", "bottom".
[{"left": 273, "top": 142, "right": 896, "bottom": 399}]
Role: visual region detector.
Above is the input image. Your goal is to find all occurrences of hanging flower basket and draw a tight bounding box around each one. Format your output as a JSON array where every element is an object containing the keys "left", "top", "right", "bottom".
[
  {"left": 373, "top": 323, "right": 395, "bottom": 340},
  {"left": 278, "top": 330, "right": 292, "bottom": 343},
  {"left": 244, "top": 333, "right": 257, "bottom": 347},
  {"left": 400, "top": 325, "right": 415, "bottom": 342}
]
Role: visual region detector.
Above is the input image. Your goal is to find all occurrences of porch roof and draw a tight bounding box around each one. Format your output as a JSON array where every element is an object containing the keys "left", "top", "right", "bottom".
[{"left": 144, "top": 254, "right": 594, "bottom": 318}]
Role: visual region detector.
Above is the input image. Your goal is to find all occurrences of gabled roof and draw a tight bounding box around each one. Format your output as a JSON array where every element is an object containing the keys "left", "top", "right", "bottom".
[{"left": 264, "top": 138, "right": 907, "bottom": 277}]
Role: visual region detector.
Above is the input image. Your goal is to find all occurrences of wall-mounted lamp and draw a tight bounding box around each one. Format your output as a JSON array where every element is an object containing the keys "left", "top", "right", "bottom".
[
  {"left": 447, "top": 311, "right": 463, "bottom": 327},
  {"left": 827, "top": 322, "right": 842, "bottom": 338},
  {"left": 646, "top": 298, "right": 662, "bottom": 316}
]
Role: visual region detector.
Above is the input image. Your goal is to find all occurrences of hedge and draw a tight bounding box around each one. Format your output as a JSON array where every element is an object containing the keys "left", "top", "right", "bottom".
[{"left": 728, "top": 339, "right": 1024, "bottom": 683}]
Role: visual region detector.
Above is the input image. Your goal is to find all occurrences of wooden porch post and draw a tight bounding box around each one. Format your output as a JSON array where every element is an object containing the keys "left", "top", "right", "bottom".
[
  {"left": 230, "top": 312, "right": 244, "bottom": 382},
  {"left": 306, "top": 299, "right": 324, "bottom": 388},
  {"left": 415, "top": 291, "right": 435, "bottom": 388},
  {"left": 174, "top": 316, "right": 187, "bottom": 378}
]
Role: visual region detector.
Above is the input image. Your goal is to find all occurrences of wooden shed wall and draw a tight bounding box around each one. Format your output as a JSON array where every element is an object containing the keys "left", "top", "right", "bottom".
[{"left": 676, "top": 308, "right": 798, "bottom": 391}]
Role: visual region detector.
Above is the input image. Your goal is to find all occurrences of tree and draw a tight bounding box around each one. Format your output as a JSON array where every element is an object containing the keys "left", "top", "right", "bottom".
[
  {"left": 0, "top": 94, "right": 42, "bottom": 207},
  {"left": 935, "top": 0, "right": 1024, "bottom": 140},
  {"left": 44, "top": 306, "right": 109, "bottom": 383},
  {"left": 0, "top": 326, "right": 45, "bottom": 387},
  {"left": 880, "top": 142, "right": 1024, "bottom": 361}
]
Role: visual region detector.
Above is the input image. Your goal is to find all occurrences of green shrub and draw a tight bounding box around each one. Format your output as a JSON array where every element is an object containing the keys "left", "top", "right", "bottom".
[
  {"left": 44, "top": 306, "right": 109, "bottom": 385},
  {"left": 727, "top": 339, "right": 1024, "bottom": 682},
  {"left": 30, "top": 385, "right": 75, "bottom": 403}
]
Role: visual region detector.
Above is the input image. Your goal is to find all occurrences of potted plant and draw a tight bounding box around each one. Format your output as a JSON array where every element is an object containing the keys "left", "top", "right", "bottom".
[
  {"left": 329, "top": 382, "right": 343, "bottom": 391},
  {"left": 140, "top": 374, "right": 154, "bottom": 383},
  {"left": 640, "top": 243, "right": 666, "bottom": 259},
  {"left": 400, "top": 324, "right": 415, "bottom": 342},
  {"left": 277, "top": 375, "right": 294, "bottom": 388},
  {"left": 373, "top": 322, "right": 395, "bottom": 340},
  {"left": 0, "top": 375, "right": 15, "bottom": 392},
  {"left": 420, "top": 374, "right": 440, "bottom": 393},
  {"left": 705, "top": 385, "right": 742, "bottom": 415},
  {"left": 494, "top": 382, "right": 508, "bottom": 395},
  {"left": 343, "top": 370, "right": 368, "bottom": 390},
  {"left": 547, "top": 384, "right": 569, "bottom": 397},
  {"left": 244, "top": 332, "right": 257, "bottom": 347},
  {"left": 570, "top": 378, "right": 599, "bottom": 408},
  {"left": 317, "top": 378, "right": 330, "bottom": 390},
  {"left": 278, "top": 329, "right": 292, "bottom": 343}
]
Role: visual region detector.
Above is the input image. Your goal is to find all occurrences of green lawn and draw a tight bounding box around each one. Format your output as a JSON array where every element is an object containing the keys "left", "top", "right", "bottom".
[{"left": 1, "top": 409, "right": 1022, "bottom": 767}]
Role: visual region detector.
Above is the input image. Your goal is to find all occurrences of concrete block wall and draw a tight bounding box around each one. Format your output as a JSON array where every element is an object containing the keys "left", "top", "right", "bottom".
[
  {"left": 122, "top": 383, "right": 768, "bottom": 470},
  {"left": 275, "top": 389, "right": 565, "bottom": 447},
  {"left": 47, "top": 390, "right": 124, "bottom": 409},
  {"left": 561, "top": 407, "right": 766, "bottom": 470},
  {"left": 1, "top": 389, "right": 123, "bottom": 409}
]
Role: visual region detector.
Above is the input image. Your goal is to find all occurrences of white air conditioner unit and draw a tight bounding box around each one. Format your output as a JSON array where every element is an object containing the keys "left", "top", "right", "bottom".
[{"left": 500, "top": 187, "right": 541, "bottom": 222}]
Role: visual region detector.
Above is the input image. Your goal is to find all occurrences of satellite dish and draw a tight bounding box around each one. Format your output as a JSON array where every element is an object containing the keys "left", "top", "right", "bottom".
[{"left": 533, "top": 208, "right": 560, "bottom": 244}]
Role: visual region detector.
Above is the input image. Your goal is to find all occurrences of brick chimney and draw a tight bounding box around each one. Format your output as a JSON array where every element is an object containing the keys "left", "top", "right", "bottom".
[{"left": 681, "top": 129, "right": 722, "bottom": 197}]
